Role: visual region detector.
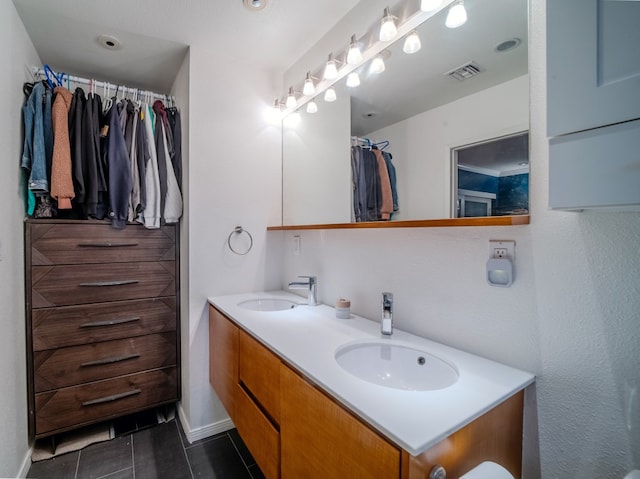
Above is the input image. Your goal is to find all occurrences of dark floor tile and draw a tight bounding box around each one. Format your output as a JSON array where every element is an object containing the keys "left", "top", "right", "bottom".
[
  {"left": 228, "top": 429, "right": 256, "bottom": 467},
  {"left": 27, "top": 450, "right": 79, "bottom": 479},
  {"left": 247, "top": 464, "right": 266, "bottom": 479},
  {"left": 76, "top": 434, "right": 133, "bottom": 479},
  {"left": 186, "top": 435, "right": 252, "bottom": 478},
  {"left": 133, "top": 421, "right": 192, "bottom": 479},
  {"left": 97, "top": 467, "right": 134, "bottom": 479},
  {"left": 175, "top": 415, "right": 190, "bottom": 446}
]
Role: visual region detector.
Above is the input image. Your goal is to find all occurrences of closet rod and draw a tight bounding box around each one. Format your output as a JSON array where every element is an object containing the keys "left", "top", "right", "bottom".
[{"left": 31, "top": 67, "right": 175, "bottom": 103}]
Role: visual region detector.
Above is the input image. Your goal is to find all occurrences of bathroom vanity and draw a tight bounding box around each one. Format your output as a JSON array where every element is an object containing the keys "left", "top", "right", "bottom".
[{"left": 208, "top": 292, "right": 534, "bottom": 478}]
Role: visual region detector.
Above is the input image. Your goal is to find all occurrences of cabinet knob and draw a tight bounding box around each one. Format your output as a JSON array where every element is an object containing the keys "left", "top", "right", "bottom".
[{"left": 429, "top": 465, "right": 446, "bottom": 479}]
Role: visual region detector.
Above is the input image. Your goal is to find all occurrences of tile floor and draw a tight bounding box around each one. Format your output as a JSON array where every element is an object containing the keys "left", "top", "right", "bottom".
[{"left": 26, "top": 412, "right": 264, "bottom": 479}]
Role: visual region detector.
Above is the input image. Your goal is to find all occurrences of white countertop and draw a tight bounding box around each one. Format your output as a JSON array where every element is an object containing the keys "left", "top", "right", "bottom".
[{"left": 208, "top": 291, "right": 535, "bottom": 456}]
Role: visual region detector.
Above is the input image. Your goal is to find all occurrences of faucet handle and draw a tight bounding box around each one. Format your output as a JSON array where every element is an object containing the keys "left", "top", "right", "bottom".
[{"left": 298, "top": 275, "right": 316, "bottom": 284}]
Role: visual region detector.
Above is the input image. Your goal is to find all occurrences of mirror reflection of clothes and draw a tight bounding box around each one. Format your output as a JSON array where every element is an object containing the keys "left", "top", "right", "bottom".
[{"left": 351, "top": 145, "right": 398, "bottom": 222}]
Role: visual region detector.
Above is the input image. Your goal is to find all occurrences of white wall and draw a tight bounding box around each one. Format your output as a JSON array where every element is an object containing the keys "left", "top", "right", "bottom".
[
  {"left": 180, "top": 45, "right": 283, "bottom": 439},
  {"left": 368, "top": 75, "right": 529, "bottom": 220},
  {"left": 0, "top": 2, "right": 41, "bottom": 477},
  {"left": 279, "top": 0, "right": 640, "bottom": 477}
]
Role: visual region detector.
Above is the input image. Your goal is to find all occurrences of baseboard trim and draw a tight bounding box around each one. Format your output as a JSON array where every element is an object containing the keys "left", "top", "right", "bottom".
[
  {"left": 17, "top": 446, "right": 33, "bottom": 478},
  {"left": 176, "top": 403, "right": 235, "bottom": 444}
]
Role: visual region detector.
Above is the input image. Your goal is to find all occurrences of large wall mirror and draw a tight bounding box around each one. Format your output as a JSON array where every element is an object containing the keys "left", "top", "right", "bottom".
[{"left": 280, "top": 0, "right": 528, "bottom": 228}]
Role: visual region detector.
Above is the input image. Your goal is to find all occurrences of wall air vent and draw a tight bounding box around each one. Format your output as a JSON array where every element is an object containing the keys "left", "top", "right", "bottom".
[{"left": 445, "top": 62, "right": 482, "bottom": 81}]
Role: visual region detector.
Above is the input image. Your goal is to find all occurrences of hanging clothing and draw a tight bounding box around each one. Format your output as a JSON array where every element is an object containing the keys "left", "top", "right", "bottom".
[
  {"left": 157, "top": 118, "right": 183, "bottom": 223},
  {"left": 141, "top": 104, "right": 161, "bottom": 229},
  {"left": 373, "top": 149, "right": 393, "bottom": 220},
  {"left": 82, "top": 93, "right": 106, "bottom": 218},
  {"left": 351, "top": 144, "right": 399, "bottom": 222},
  {"left": 69, "top": 87, "right": 86, "bottom": 207},
  {"left": 103, "top": 100, "right": 132, "bottom": 229},
  {"left": 21, "top": 81, "right": 49, "bottom": 194},
  {"left": 166, "top": 107, "right": 182, "bottom": 189},
  {"left": 51, "top": 86, "right": 75, "bottom": 209}
]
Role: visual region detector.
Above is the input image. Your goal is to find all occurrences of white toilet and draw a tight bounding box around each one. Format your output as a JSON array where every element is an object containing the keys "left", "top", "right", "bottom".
[{"left": 459, "top": 461, "right": 514, "bottom": 479}]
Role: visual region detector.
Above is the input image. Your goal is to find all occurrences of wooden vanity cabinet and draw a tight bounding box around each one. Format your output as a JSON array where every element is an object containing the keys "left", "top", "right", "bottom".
[
  {"left": 400, "top": 390, "right": 524, "bottom": 479},
  {"left": 208, "top": 305, "right": 525, "bottom": 479},
  {"left": 209, "top": 305, "right": 239, "bottom": 421},
  {"left": 208, "top": 306, "right": 280, "bottom": 479},
  {"left": 280, "top": 364, "right": 400, "bottom": 479}
]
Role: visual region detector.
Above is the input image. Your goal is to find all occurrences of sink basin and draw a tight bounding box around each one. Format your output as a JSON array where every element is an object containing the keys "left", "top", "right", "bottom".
[
  {"left": 238, "top": 298, "right": 299, "bottom": 311},
  {"left": 335, "top": 341, "right": 458, "bottom": 391}
]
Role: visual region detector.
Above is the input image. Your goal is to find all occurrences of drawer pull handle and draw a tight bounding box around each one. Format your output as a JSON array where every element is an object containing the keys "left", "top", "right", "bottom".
[
  {"left": 80, "top": 317, "right": 141, "bottom": 328},
  {"left": 78, "top": 242, "right": 139, "bottom": 248},
  {"left": 82, "top": 389, "right": 142, "bottom": 407},
  {"left": 79, "top": 280, "right": 139, "bottom": 287},
  {"left": 80, "top": 353, "right": 141, "bottom": 367}
]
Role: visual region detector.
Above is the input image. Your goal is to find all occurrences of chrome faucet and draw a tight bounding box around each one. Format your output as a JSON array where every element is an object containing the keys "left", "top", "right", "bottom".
[
  {"left": 381, "top": 292, "right": 393, "bottom": 336},
  {"left": 288, "top": 276, "right": 318, "bottom": 306}
]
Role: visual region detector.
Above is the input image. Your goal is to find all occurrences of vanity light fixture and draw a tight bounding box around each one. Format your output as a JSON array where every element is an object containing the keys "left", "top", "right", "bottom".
[
  {"left": 303, "top": 71, "right": 316, "bottom": 96},
  {"left": 306, "top": 100, "right": 318, "bottom": 114},
  {"left": 420, "top": 0, "right": 443, "bottom": 12},
  {"left": 379, "top": 7, "right": 398, "bottom": 42},
  {"left": 323, "top": 53, "right": 339, "bottom": 80},
  {"left": 285, "top": 86, "right": 297, "bottom": 108},
  {"left": 346, "top": 71, "right": 361, "bottom": 88},
  {"left": 324, "top": 86, "right": 337, "bottom": 102},
  {"left": 445, "top": 1, "right": 468, "bottom": 28},
  {"left": 347, "top": 34, "right": 363, "bottom": 65},
  {"left": 403, "top": 31, "right": 422, "bottom": 54},
  {"left": 369, "top": 54, "right": 386, "bottom": 74}
]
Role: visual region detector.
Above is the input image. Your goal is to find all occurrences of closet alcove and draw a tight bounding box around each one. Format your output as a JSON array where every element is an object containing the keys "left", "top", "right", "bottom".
[{"left": 17, "top": 14, "right": 191, "bottom": 443}]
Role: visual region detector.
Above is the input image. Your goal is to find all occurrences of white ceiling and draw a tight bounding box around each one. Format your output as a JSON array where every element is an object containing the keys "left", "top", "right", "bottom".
[{"left": 12, "top": 0, "right": 360, "bottom": 93}]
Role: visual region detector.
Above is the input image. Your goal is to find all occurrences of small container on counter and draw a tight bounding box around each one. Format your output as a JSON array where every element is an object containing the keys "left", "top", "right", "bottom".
[{"left": 335, "top": 298, "right": 351, "bottom": 319}]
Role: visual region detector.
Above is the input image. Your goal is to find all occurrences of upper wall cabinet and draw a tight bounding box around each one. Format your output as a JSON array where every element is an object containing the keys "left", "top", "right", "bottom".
[
  {"left": 547, "top": 0, "right": 640, "bottom": 137},
  {"left": 547, "top": 0, "right": 640, "bottom": 211}
]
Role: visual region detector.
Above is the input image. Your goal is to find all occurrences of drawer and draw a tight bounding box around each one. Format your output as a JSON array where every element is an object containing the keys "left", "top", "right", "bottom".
[
  {"left": 34, "top": 332, "right": 177, "bottom": 392},
  {"left": 30, "top": 223, "right": 176, "bottom": 265},
  {"left": 236, "top": 384, "right": 280, "bottom": 479},
  {"left": 35, "top": 367, "right": 177, "bottom": 437},
  {"left": 239, "top": 331, "right": 281, "bottom": 424},
  {"left": 32, "top": 297, "right": 176, "bottom": 350},
  {"left": 32, "top": 262, "right": 176, "bottom": 308}
]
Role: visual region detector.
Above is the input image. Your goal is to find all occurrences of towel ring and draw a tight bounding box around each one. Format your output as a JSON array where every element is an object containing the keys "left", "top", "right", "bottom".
[{"left": 227, "top": 226, "right": 253, "bottom": 255}]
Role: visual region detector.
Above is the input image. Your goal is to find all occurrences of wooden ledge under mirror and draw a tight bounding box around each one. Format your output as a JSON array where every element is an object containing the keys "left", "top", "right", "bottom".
[
  {"left": 268, "top": 215, "right": 529, "bottom": 231},
  {"left": 279, "top": 0, "right": 530, "bottom": 232}
]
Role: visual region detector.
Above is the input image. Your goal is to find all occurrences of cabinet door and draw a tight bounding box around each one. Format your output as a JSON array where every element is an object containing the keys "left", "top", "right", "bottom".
[
  {"left": 208, "top": 306, "right": 238, "bottom": 420},
  {"left": 239, "top": 331, "right": 281, "bottom": 423},
  {"left": 280, "top": 364, "right": 400, "bottom": 479},
  {"left": 547, "top": 0, "right": 640, "bottom": 137}
]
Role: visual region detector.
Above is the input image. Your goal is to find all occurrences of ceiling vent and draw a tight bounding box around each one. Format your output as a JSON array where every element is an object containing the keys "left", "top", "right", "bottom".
[{"left": 445, "top": 62, "right": 481, "bottom": 81}]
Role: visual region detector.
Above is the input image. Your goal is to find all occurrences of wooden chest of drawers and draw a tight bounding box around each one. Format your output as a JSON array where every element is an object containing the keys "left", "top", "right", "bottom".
[{"left": 25, "top": 220, "right": 180, "bottom": 439}]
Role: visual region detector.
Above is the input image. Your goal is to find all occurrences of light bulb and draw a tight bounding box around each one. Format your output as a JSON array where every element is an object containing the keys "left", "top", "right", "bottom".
[
  {"left": 369, "top": 55, "right": 386, "bottom": 74},
  {"left": 303, "top": 72, "right": 315, "bottom": 96},
  {"left": 403, "top": 31, "right": 421, "bottom": 54},
  {"left": 379, "top": 7, "right": 397, "bottom": 42},
  {"left": 285, "top": 87, "right": 296, "bottom": 108},
  {"left": 420, "top": 0, "right": 442, "bottom": 12},
  {"left": 347, "top": 35, "right": 363, "bottom": 65},
  {"left": 324, "top": 54, "right": 338, "bottom": 80},
  {"left": 324, "top": 87, "right": 337, "bottom": 102},
  {"left": 446, "top": 1, "right": 467, "bottom": 28},
  {"left": 346, "top": 72, "right": 360, "bottom": 88},
  {"left": 306, "top": 100, "right": 318, "bottom": 114}
]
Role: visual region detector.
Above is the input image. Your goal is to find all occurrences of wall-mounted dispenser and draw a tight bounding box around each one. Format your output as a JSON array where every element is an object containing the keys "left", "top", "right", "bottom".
[{"left": 487, "top": 240, "right": 515, "bottom": 287}]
